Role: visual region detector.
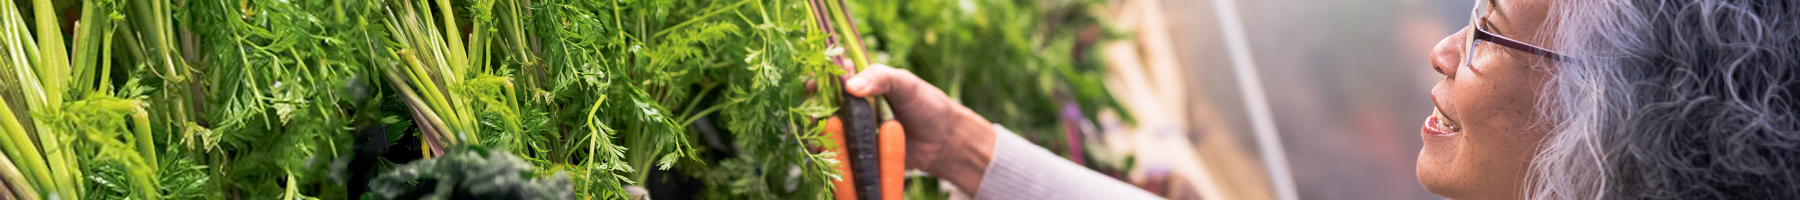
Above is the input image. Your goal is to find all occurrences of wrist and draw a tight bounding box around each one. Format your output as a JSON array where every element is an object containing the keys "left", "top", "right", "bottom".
[{"left": 927, "top": 109, "right": 996, "bottom": 195}]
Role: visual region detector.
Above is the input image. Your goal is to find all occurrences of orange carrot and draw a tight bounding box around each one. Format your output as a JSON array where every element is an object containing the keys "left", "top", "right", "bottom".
[
  {"left": 876, "top": 99, "right": 905, "bottom": 200},
  {"left": 824, "top": 117, "right": 858, "bottom": 200},
  {"left": 878, "top": 120, "right": 905, "bottom": 200}
]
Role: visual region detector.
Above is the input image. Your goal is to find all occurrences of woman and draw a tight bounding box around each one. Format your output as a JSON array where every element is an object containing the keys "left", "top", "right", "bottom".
[
  {"left": 1421, "top": 0, "right": 1800, "bottom": 199},
  {"left": 848, "top": 0, "right": 1800, "bottom": 199}
]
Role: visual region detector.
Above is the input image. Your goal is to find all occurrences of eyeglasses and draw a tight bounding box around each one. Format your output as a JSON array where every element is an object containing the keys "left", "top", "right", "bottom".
[{"left": 1463, "top": 0, "right": 1571, "bottom": 69}]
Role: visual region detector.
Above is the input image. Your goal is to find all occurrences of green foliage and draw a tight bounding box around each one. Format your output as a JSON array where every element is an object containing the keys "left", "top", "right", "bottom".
[
  {"left": 46, "top": 96, "right": 157, "bottom": 200},
  {"left": 847, "top": 0, "right": 1125, "bottom": 198},
  {"left": 0, "top": 0, "right": 1111, "bottom": 199},
  {"left": 182, "top": 0, "right": 394, "bottom": 198},
  {"left": 851, "top": 0, "right": 1124, "bottom": 158},
  {"left": 528, "top": 0, "right": 839, "bottom": 198}
]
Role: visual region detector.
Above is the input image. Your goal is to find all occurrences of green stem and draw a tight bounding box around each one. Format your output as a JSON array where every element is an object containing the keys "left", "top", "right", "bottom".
[
  {"left": 23, "top": 0, "right": 79, "bottom": 197},
  {"left": 394, "top": 51, "right": 461, "bottom": 144},
  {"left": 70, "top": 0, "right": 107, "bottom": 95},
  {"left": 30, "top": 0, "right": 67, "bottom": 106},
  {"left": 500, "top": 0, "right": 533, "bottom": 66},
  {"left": 677, "top": 83, "right": 718, "bottom": 116},
  {"left": 0, "top": 1, "right": 59, "bottom": 195},
  {"left": 651, "top": 0, "right": 759, "bottom": 38},
  {"left": 679, "top": 103, "right": 729, "bottom": 127},
  {"left": 626, "top": 125, "right": 656, "bottom": 184},
  {"left": 432, "top": 0, "right": 469, "bottom": 78},
  {"left": 99, "top": 25, "right": 117, "bottom": 94},
  {"left": 822, "top": 0, "right": 870, "bottom": 69},
  {"left": 127, "top": 160, "right": 157, "bottom": 200},
  {"left": 0, "top": 151, "right": 38, "bottom": 200},
  {"left": 404, "top": 50, "right": 469, "bottom": 136},
  {"left": 467, "top": 0, "right": 489, "bottom": 71},
  {"left": 132, "top": 106, "right": 158, "bottom": 169},
  {"left": 387, "top": 64, "right": 456, "bottom": 150},
  {"left": 121, "top": 104, "right": 159, "bottom": 200},
  {"left": 0, "top": 97, "right": 54, "bottom": 199},
  {"left": 3, "top": 0, "right": 45, "bottom": 111},
  {"left": 502, "top": 80, "right": 525, "bottom": 143}
]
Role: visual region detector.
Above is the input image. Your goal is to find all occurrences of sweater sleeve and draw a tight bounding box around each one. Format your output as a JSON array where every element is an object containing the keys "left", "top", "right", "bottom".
[{"left": 972, "top": 125, "right": 1164, "bottom": 200}]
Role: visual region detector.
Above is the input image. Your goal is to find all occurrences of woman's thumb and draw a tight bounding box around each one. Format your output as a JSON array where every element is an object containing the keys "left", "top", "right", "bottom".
[{"left": 845, "top": 64, "right": 920, "bottom": 98}]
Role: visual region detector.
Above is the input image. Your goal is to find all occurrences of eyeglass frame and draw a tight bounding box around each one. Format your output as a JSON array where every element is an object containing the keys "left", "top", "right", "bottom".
[{"left": 1464, "top": 0, "right": 1572, "bottom": 69}]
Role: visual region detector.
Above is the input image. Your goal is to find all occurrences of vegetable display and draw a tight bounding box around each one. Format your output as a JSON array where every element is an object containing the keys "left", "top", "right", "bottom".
[
  {"left": 850, "top": 0, "right": 1124, "bottom": 158},
  {"left": 0, "top": 0, "right": 1119, "bottom": 199}
]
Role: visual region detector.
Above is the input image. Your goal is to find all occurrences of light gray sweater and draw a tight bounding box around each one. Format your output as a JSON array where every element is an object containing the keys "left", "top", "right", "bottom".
[{"left": 974, "top": 125, "right": 1164, "bottom": 200}]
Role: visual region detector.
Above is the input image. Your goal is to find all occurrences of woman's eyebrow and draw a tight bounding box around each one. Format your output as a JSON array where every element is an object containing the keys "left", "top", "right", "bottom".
[
  {"left": 1480, "top": 0, "right": 1506, "bottom": 35},
  {"left": 1481, "top": 15, "right": 1505, "bottom": 36}
]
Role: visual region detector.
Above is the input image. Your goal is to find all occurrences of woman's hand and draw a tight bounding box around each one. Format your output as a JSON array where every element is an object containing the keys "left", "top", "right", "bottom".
[{"left": 844, "top": 64, "right": 997, "bottom": 194}]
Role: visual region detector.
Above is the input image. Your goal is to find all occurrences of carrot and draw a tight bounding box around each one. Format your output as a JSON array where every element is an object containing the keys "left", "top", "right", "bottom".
[
  {"left": 876, "top": 99, "right": 905, "bottom": 200},
  {"left": 840, "top": 93, "right": 884, "bottom": 200},
  {"left": 878, "top": 120, "right": 904, "bottom": 200},
  {"left": 824, "top": 117, "right": 858, "bottom": 200}
]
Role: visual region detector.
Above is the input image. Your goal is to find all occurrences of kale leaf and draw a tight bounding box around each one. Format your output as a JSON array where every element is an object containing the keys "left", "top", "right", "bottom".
[{"left": 370, "top": 147, "right": 575, "bottom": 200}]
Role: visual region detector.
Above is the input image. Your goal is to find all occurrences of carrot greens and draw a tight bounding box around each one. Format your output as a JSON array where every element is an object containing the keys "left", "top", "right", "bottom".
[{"left": 0, "top": 0, "right": 1114, "bottom": 199}]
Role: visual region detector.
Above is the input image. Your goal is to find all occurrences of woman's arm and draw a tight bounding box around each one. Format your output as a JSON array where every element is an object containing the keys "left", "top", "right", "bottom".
[
  {"left": 846, "top": 65, "right": 1160, "bottom": 199},
  {"left": 976, "top": 125, "right": 1162, "bottom": 200}
]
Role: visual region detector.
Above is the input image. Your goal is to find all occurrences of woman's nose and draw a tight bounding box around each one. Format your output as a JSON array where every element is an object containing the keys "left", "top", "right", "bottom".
[{"left": 1429, "top": 28, "right": 1465, "bottom": 77}]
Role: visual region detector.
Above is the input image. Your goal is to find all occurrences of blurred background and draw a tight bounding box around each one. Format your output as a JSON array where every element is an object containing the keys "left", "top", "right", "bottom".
[{"left": 1098, "top": 0, "right": 1479, "bottom": 199}]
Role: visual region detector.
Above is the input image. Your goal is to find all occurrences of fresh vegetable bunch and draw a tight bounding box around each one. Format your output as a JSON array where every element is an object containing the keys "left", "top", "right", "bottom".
[
  {"left": 524, "top": 0, "right": 844, "bottom": 198},
  {"left": 0, "top": 0, "right": 1116, "bottom": 199},
  {"left": 0, "top": 0, "right": 842, "bottom": 199}
]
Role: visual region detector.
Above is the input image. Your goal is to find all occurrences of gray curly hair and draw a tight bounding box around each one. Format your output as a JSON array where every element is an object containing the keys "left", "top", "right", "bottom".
[{"left": 1529, "top": 0, "right": 1800, "bottom": 199}]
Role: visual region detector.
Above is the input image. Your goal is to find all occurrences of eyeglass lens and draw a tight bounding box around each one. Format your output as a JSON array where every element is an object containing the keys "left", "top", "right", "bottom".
[{"left": 1463, "top": 1, "right": 1485, "bottom": 69}]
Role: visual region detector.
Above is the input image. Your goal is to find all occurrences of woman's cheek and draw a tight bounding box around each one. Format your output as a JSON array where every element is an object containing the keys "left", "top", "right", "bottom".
[{"left": 1445, "top": 59, "right": 1553, "bottom": 199}]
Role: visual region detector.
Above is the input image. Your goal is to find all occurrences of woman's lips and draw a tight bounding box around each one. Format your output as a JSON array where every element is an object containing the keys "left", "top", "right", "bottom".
[
  {"left": 1423, "top": 115, "right": 1455, "bottom": 137},
  {"left": 1429, "top": 93, "right": 1460, "bottom": 132}
]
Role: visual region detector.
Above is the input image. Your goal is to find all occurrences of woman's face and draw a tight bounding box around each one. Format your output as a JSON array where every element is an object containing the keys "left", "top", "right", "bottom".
[{"left": 1418, "top": 0, "right": 1556, "bottom": 199}]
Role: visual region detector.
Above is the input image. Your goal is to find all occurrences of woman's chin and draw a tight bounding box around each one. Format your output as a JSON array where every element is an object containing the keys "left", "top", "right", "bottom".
[
  {"left": 1417, "top": 115, "right": 1466, "bottom": 198},
  {"left": 1416, "top": 149, "right": 1461, "bottom": 198}
]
